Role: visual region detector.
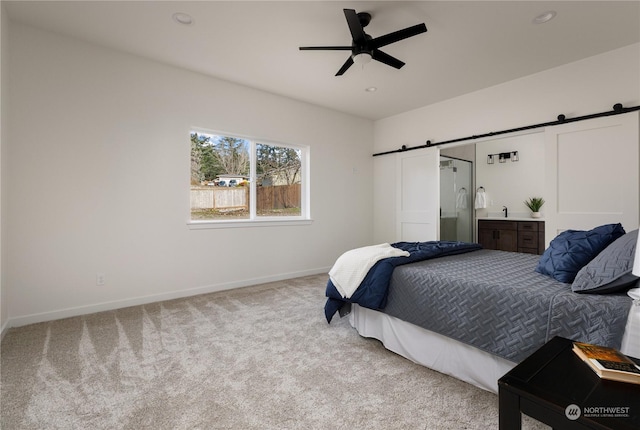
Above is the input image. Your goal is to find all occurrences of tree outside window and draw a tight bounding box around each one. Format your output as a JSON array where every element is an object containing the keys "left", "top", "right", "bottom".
[{"left": 190, "top": 132, "right": 305, "bottom": 222}]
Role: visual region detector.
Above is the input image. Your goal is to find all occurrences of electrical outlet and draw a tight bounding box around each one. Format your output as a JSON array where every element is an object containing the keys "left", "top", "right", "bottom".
[{"left": 96, "top": 273, "right": 106, "bottom": 286}]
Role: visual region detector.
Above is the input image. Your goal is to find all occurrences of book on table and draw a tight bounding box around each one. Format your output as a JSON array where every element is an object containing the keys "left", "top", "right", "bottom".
[{"left": 573, "top": 341, "right": 640, "bottom": 385}]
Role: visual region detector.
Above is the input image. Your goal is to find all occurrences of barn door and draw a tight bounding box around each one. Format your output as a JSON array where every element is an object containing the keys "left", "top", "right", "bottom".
[
  {"left": 544, "top": 111, "right": 639, "bottom": 244},
  {"left": 396, "top": 147, "right": 440, "bottom": 242}
]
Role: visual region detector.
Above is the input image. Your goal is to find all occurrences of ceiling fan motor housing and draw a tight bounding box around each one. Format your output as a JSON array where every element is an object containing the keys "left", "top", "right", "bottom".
[
  {"left": 353, "top": 33, "right": 373, "bottom": 57},
  {"left": 357, "top": 12, "right": 372, "bottom": 27},
  {"left": 298, "top": 9, "right": 427, "bottom": 76}
]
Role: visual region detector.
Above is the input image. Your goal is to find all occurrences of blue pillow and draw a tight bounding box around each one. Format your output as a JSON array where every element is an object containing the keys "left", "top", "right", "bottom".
[{"left": 535, "top": 223, "right": 626, "bottom": 283}]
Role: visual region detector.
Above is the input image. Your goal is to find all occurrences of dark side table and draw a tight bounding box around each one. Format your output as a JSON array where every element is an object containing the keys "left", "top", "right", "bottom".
[{"left": 498, "top": 336, "right": 640, "bottom": 430}]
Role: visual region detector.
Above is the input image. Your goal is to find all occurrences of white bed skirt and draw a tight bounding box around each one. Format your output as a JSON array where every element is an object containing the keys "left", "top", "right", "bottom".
[
  {"left": 349, "top": 298, "right": 640, "bottom": 394},
  {"left": 349, "top": 304, "right": 516, "bottom": 394}
]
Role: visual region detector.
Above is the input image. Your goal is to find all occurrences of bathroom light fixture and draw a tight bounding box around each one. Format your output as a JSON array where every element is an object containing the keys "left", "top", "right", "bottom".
[
  {"left": 365, "top": 86, "right": 377, "bottom": 93},
  {"left": 487, "top": 151, "right": 519, "bottom": 164},
  {"left": 172, "top": 12, "right": 193, "bottom": 25}
]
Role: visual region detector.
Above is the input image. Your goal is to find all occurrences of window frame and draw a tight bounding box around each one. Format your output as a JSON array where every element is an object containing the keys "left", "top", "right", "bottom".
[{"left": 187, "top": 129, "right": 311, "bottom": 229}]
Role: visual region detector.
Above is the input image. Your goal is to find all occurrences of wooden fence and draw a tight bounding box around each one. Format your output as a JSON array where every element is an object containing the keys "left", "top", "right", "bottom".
[
  {"left": 257, "top": 184, "right": 301, "bottom": 210},
  {"left": 190, "top": 187, "right": 248, "bottom": 210},
  {"left": 190, "top": 184, "right": 300, "bottom": 210}
]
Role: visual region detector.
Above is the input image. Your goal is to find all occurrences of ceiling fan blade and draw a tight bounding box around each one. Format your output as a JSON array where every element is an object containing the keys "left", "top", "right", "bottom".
[
  {"left": 344, "top": 9, "right": 366, "bottom": 43},
  {"left": 335, "top": 56, "right": 354, "bottom": 76},
  {"left": 370, "top": 23, "right": 427, "bottom": 49},
  {"left": 372, "top": 50, "right": 405, "bottom": 69},
  {"left": 299, "top": 46, "right": 353, "bottom": 51}
]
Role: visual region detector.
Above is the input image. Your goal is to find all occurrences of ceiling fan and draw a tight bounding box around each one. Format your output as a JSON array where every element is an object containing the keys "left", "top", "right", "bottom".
[{"left": 299, "top": 9, "right": 427, "bottom": 76}]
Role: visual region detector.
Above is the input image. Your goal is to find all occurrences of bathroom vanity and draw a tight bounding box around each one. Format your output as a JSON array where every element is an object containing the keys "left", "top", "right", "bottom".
[{"left": 478, "top": 219, "right": 545, "bottom": 255}]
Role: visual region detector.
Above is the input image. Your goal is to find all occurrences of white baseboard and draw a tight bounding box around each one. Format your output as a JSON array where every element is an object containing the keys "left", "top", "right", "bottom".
[
  {"left": 1, "top": 318, "right": 9, "bottom": 341},
  {"left": 7, "top": 267, "right": 330, "bottom": 329}
]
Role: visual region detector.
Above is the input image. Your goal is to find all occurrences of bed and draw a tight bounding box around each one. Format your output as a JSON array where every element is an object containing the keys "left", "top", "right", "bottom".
[{"left": 326, "top": 225, "right": 640, "bottom": 393}]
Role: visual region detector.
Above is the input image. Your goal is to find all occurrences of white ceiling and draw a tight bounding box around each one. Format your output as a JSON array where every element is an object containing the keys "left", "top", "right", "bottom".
[{"left": 5, "top": 1, "right": 640, "bottom": 120}]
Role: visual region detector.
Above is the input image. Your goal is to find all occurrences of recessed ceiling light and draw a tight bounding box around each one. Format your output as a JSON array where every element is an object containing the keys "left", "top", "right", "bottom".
[
  {"left": 365, "top": 87, "right": 377, "bottom": 93},
  {"left": 532, "top": 10, "right": 557, "bottom": 25},
  {"left": 173, "top": 12, "right": 193, "bottom": 25}
]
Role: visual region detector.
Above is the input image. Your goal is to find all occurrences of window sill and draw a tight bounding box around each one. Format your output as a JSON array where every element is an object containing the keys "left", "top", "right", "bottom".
[{"left": 187, "top": 218, "right": 314, "bottom": 230}]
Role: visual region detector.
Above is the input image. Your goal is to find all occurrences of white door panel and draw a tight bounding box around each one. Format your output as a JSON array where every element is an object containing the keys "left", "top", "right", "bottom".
[
  {"left": 544, "top": 112, "right": 639, "bottom": 244},
  {"left": 396, "top": 148, "right": 439, "bottom": 242}
]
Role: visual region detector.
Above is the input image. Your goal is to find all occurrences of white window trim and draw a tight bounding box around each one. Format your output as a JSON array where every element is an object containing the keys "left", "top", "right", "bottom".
[
  {"left": 188, "top": 129, "right": 311, "bottom": 227},
  {"left": 187, "top": 219, "right": 314, "bottom": 229}
]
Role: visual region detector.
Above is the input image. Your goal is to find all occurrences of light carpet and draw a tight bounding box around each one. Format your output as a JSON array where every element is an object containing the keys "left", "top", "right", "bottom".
[{"left": 1, "top": 274, "right": 549, "bottom": 429}]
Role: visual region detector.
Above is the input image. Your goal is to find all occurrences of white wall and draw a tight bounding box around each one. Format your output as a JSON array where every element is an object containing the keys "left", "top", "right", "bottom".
[
  {"left": 0, "top": 3, "right": 8, "bottom": 334},
  {"left": 373, "top": 43, "right": 640, "bottom": 243},
  {"left": 475, "top": 131, "right": 546, "bottom": 219},
  {"left": 5, "top": 23, "right": 374, "bottom": 326}
]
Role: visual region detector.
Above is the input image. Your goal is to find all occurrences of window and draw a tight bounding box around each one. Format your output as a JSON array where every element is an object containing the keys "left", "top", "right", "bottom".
[{"left": 189, "top": 131, "right": 309, "bottom": 225}]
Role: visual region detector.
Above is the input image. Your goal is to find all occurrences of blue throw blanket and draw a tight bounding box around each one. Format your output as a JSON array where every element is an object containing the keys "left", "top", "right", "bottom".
[{"left": 324, "top": 241, "right": 482, "bottom": 323}]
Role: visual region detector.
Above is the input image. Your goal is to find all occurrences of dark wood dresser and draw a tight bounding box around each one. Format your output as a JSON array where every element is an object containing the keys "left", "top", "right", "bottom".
[{"left": 478, "top": 219, "right": 545, "bottom": 255}]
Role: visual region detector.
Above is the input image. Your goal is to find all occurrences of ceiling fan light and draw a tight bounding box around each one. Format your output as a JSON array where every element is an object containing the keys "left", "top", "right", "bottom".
[{"left": 353, "top": 52, "right": 372, "bottom": 65}]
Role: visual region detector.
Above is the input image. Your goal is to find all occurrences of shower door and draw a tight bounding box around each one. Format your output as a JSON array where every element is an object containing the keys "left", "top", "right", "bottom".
[{"left": 439, "top": 156, "right": 473, "bottom": 242}]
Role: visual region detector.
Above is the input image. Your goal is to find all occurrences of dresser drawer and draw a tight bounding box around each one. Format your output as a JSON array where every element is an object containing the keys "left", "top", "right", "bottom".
[
  {"left": 518, "top": 221, "right": 539, "bottom": 232},
  {"left": 478, "top": 220, "right": 518, "bottom": 231},
  {"left": 518, "top": 230, "right": 538, "bottom": 248}
]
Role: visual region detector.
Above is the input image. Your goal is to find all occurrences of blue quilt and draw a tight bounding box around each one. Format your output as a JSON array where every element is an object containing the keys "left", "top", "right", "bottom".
[{"left": 324, "top": 241, "right": 482, "bottom": 323}]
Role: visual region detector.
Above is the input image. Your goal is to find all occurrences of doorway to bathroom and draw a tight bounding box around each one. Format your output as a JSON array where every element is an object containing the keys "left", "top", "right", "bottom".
[{"left": 440, "top": 156, "right": 473, "bottom": 242}]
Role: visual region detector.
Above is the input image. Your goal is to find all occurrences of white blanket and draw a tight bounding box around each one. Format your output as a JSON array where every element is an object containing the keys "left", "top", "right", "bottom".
[{"left": 329, "top": 243, "right": 410, "bottom": 299}]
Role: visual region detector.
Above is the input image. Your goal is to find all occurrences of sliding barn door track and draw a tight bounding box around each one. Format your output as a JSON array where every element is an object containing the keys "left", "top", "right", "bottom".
[{"left": 373, "top": 103, "right": 640, "bottom": 157}]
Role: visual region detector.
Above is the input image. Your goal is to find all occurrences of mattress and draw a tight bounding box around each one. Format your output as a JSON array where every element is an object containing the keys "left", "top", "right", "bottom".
[{"left": 380, "top": 249, "right": 633, "bottom": 362}]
